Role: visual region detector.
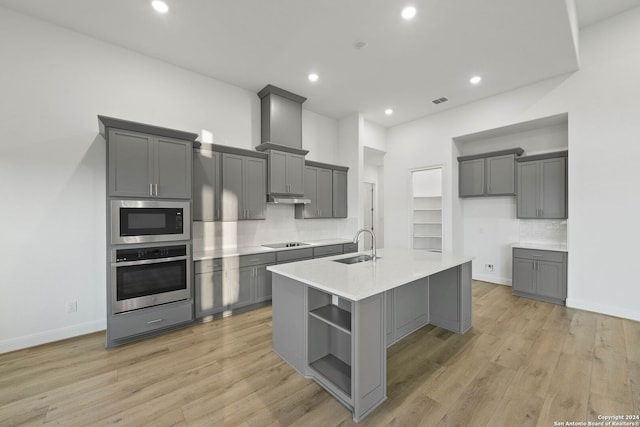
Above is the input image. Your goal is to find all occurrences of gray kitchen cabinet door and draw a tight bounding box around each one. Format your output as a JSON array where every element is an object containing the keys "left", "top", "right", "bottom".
[
  {"left": 517, "top": 161, "right": 540, "bottom": 219},
  {"left": 195, "top": 271, "right": 223, "bottom": 318},
  {"left": 303, "top": 166, "right": 319, "bottom": 218},
  {"left": 268, "top": 150, "right": 288, "bottom": 194},
  {"left": 244, "top": 157, "right": 267, "bottom": 220},
  {"left": 486, "top": 154, "right": 516, "bottom": 196},
  {"left": 459, "top": 159, "right": 485, "bottom": 197},
  {"left": 332, "top": 170, "right": 348, "bottom": 218},
  {"left": 108, "top": 128, "right": 154, "bottom": 197},
  {"left": 268, "top": 150, "right": 304, "bottom": 196},
  {"left": 155, "top": 137, "right": 192, "bottom": 199},
  {"left": 221, "top": 153, "right": 244, "bottom": 221},
  {"left": 512, "top": 258, "right": 536, "bottom": 294},
  {"left": 540, "top": 157, "right": 567, "bottom": 219},
  {"left": 317, "top": 168, "right": 333, "bottom": 218},
  {"left": 235, "top": 266, "right": 255, "bottom": 309},
  {"left": 393, "top": 279, "right": 428, "bottom": 339},
  {"left": 536, "top": 260, "right": 564, "bottom": 300},
  {"left": 193, "top": 150, "right": 221, "bottom": 221},
  {"left": 287, "top": 153, "right": 305, "bottom": 195},
  {"left": 254, "top": 264, "right": 273, "bottom": 302}
]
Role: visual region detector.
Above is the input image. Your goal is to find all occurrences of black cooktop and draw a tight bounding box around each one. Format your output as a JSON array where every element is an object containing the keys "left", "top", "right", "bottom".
[{"left": 262, "top": 242, "right": 310, "bottom": 249}]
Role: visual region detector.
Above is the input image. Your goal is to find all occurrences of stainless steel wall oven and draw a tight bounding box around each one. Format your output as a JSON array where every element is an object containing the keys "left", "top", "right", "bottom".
[
  {"left": 111, "top": 244, "right": 191, "bottom": 314},
  {"left": 111, "top": 199, "right": 190, "bottom": 245}
]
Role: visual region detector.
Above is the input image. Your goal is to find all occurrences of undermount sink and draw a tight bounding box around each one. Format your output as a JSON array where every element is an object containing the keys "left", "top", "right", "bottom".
[{"left": 333, "top": 254, "right": 380, "bottom": 264}]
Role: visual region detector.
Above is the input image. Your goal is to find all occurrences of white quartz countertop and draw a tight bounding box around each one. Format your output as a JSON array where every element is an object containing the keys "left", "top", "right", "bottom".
[
  {"left": 267, "top": 247, "right": 473, "bottom": 301},
  {"left": 512, "top": 242, "right": 568, "bottom": 252},
  {"left": 193, "top": 238, "right": 352, "bottom": 261}
]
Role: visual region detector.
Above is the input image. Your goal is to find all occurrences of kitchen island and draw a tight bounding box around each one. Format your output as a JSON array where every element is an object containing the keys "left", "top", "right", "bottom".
[{"left": 268, "top": 248, "right": 473, "bottom": 422}]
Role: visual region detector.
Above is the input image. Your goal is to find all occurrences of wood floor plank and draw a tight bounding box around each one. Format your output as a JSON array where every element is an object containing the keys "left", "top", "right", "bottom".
[
  {"left": 434, "top": 361, "right": 515, "bottom": 427},
  {"left": 1, "top": 282, "right": 637, "bottom": 426},
  {"left": 536, "top": 353, "right": 591, "bottom": 427},
  {"left": 623, "top": 319, "right": 640, "bottom": 363}
]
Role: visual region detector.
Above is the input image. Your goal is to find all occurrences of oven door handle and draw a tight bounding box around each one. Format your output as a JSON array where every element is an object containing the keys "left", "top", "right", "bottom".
[{"left": 113, "top": 255, "right": 189, "bottom": 267}]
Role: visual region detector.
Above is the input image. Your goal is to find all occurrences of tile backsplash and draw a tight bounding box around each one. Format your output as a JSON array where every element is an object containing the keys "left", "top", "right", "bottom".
[
  {"left": 193, "top": 204, "right": 355, "bottom": 251},
  {"left": 518, "top": 219, "right": 567, "bottom": 244}
]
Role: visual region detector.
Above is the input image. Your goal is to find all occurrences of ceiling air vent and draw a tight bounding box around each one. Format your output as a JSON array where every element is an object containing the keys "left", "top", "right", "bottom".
[{"left": 432, "top": 97, "right": 448, "bottom": 105}]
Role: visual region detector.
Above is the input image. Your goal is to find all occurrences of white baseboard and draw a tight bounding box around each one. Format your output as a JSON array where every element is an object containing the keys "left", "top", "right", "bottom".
[
  {"left": 472, "top": 274, "right": 512, "bottom": 287},
  {"left": 0, "top": 319, "right": 106, "bottom": 354},
  {"left": 566, "top": 298, "right": 640, "bottom": 322}
]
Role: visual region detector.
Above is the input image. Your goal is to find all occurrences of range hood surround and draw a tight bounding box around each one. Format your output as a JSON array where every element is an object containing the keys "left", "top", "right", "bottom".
[
  {"left": 257, "top": 84, "right": 310, "bottom": 204},
  {"left": 256, "top": 84, "right": 307, "bottom": 152}
]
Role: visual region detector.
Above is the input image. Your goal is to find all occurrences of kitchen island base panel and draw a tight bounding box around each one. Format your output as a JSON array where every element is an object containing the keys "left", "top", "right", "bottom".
[{"left": 428, "top": 261, "right": 472, "bottom": 334}]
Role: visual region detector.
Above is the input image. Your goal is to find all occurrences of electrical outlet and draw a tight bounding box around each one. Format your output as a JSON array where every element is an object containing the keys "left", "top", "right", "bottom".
[
  {"left": 67, "top": 301, "right": 77, "bottom": 314},
  {"left": 485, "top": 264, "right": 494, "bottom": 273}
]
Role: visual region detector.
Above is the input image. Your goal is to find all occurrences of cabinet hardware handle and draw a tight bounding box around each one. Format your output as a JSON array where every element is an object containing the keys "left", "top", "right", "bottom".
[
  {"left": 531, "top": 254, "right": 543, "bottom": 257},
  {"left": 155, "top": 183, "right": 158, "bottom": 196},
  {"left": 147, "top": 318, "right": 164, "bottom": 325},
  {"left": 150, "top": 184, "right": 153, "bottom": 196}
]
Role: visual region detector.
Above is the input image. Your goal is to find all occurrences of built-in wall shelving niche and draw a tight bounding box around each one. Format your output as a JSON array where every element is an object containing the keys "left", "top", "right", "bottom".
[{"left": 411, "top": 167, "right": 443, "bottom": 253}]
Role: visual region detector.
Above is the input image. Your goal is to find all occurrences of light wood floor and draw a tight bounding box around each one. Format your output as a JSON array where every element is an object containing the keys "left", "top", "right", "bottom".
[{"left": 1, "top": 282, "right": 639, "bottom": 426}]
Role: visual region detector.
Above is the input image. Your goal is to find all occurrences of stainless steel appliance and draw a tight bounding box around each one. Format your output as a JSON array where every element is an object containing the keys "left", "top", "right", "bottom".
[
  {"left": 111, "top": 244, "right": 191, "bottom": 314},
  {"left": 111, "top": 200, "right": 190, "bottom": 245}
]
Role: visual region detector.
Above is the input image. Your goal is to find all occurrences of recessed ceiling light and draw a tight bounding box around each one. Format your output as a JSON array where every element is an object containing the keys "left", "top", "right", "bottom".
[
  {"left": 385, "top": 108, "right": 393, "bottom": 115},
  {"left": 151, "top": 0, "right": 169, "bottom": 14},
  {"left": 470, "top": 75, "right": 482, "bottom": 85},
  {"left": 308, "top": 73, "right": 319, "bottom": 82},
  {"left": 402, "top": 6, "right": 417, "bottom": 20}
]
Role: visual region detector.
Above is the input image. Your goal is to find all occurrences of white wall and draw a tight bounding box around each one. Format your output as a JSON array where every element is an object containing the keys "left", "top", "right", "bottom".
[
  {"left": 385, "top": 7, "right": 640, "bottom": 321},
  {"left": 0, "top": 7, "right": 343, "bottom": 353}
]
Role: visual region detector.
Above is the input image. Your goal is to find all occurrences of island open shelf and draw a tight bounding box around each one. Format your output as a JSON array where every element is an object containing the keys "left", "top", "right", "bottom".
[{"left": 309, "top": 304, "right": 352, "bottom": 334}]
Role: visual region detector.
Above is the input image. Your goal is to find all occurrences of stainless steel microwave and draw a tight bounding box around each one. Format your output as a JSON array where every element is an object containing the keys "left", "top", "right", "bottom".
[{"left": 110, "top": 200, "right": 190, "bottom": 245}]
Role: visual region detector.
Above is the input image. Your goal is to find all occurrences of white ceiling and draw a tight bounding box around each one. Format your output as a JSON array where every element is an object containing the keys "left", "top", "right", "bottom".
[{"left": 0, "top": 0, "right": 637, "bottom": 127}]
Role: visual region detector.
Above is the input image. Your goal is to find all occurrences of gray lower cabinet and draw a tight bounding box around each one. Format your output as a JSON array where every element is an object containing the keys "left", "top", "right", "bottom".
[
  {"left": 516, "top": 153, "right": 567, "bottom": 219},
  {"left": 193, "top": 149, "right": 221, "bottom": 221},
  {"left": 108, "top": 128, "right": 192, "bottom": 199},
  {"left": 221, "top": 153, "right": 267, "bottom": 220},
  {"left": 195, "top": 253, "right": 276, "bottom": 318},
  {"left": 268, "top": 149, "right": 305, "bottom": 196},
  {"left": 512, "top": 248, "right": 567, "bottom": 304},
  {"left": 313, "top": 244, "right": 344, "bottom": 258},
  {"left": 393, "top": 278, "right": 429, "bottom": 340},
  {"left": 332, "top": 170, "right": 348, "bottom": 218},
  {"left": 109, "top": 300, "right": 193, "bottom": 341},
  {"left": 458, "top": 148, "right": 523, "bottom": 198},
  {"left": 343, "top": 243, "right": 358, "bottom": 254},
  {"left": 276, "top": 247, "right": 314, "bottom": 264}
]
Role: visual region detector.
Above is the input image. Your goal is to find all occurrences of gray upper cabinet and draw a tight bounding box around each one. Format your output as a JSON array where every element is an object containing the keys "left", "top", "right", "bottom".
[
  {"left": 332, "top": 170, "right": 348, "bottom": 218},
  {"left": 244, "top": 157, "right": 267, "bottom": 220},
  {"left": 516, "top": 152, "right": 567, "bottom": 219},
  {"left": 268, "top": 149, "right": 305, "bottom": 196},
  {"left": 108, "top": 128, "right": 192, "bottom": 199},
  {"left": 221, "top": 153, "right": 266, "bottom": 221},
  {"left": 459, "top": 158, "right": 485, "bottom": 197},
  {"left": 296, "top": 166, "right": 332, "bottom": 219},
  {"left": 486, "top": 154, "right": 516, "bottom": 195},
  {"left": 458, "top": 148, "right": 523, "bottom": 198},
  {"left": 193, "top": 149, "right": 221, "bottom": 221}
]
